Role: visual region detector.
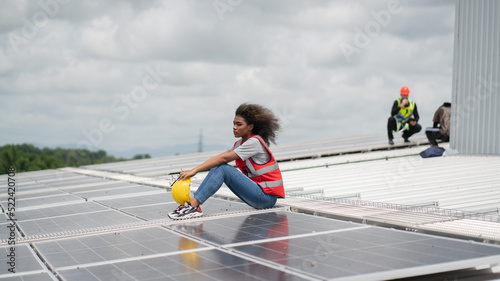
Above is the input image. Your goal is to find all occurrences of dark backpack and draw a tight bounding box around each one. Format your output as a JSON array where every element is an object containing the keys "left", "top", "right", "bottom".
[{"left": 420, "top": 146, "right": 445, "bottom": 158}]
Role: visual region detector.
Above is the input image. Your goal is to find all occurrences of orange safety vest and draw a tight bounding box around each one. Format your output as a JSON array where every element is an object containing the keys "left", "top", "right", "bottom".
[{"left": 234, "top": 135, "right": 285, "bottom": 198}]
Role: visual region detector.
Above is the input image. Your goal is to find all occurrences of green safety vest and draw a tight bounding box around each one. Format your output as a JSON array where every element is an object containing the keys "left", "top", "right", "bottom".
[
  {"left": 395, "top": 97, "right": 415, "bottom": 118},
  {"left": 393, "top": 97, "right": 415, "bottom": 131}
]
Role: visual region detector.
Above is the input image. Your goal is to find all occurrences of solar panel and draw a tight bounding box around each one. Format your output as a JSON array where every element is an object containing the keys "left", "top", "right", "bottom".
[
  {"left": 0, "top": 189, "right": 65, "bottom": 202},
  {"left": 17, "top": 210, "right": 141, "bottom": 236},
  {"left": 97, "top": 193, "right": 174, "bottom": 209},
  {"left": 71, "top": 184, "right": 162, "bottom": 200},
  {"left": 12, "top": 202, "right": 108, "bottom": 221},
  {"left": 0, "top": 273, "right": 57, "bottom": 281},
  {"left": 5, "top": 210, "right": 499, "bottom": 280},
  {"left": 58, "top": 180, "right": 129, "bottom": 193},
  {"left": 0, "top": 244, "right": 45, "bottom": 274},
  {"left": 116, "top": 198, "right": 250, "bottom": 221},
  {"left": 1, "top": 138, "right": 500, "bottom": 280},
  {"left": 2, "top": 194, "right": 85, "bottom": 212},
  {"left": 37, "top": 174, "right": 101, "bottom": 186},
  {"left": 34, "top": 227, "right": 197, "bottom": 268},
  {"left": 55, "top": 249, "right": 309, "bottom": 281}
]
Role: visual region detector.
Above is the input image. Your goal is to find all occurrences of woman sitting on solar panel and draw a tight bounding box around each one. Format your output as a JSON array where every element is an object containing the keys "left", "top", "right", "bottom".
[{"left": 168, "top": 103, "right": 285, "bottom": 219}]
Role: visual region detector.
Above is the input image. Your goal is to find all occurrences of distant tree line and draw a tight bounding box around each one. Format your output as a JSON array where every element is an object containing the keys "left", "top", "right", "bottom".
[{"left": 0, "top": 144, "right": 151, "bottom": 175}]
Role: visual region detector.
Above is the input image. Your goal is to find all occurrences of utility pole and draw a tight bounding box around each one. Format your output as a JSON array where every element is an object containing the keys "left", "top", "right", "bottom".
[{"left": 198, "top": 128, "right": 203, "bottom": 153}]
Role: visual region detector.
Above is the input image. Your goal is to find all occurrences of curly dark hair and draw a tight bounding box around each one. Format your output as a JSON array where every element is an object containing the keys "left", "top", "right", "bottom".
[{"left": 235, "top": 103, "right": 281, "bottom": 146}]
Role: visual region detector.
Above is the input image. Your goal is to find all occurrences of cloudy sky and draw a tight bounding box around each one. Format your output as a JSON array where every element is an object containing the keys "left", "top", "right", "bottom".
[{"left": 1, "top": 0, "right": 455, "bottom": 157}]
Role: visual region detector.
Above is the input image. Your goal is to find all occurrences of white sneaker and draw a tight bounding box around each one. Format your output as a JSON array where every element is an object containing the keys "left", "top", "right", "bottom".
[
  {"left": 168, "top": 203, "right": 188, "bottom": 218},
  {"left": 170, "top": 203, "right": 203, "bottom": 220}
]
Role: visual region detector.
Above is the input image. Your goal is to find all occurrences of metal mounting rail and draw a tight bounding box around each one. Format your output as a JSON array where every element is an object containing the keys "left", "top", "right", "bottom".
[{"left": 286, "top": 193, "right": 500, "bottom": 222}]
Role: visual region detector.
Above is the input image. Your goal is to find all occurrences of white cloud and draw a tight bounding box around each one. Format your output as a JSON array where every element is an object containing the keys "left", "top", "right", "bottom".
[
  {"left": 79, "top": 17, "right": 121, "bottom": 59},
  {"left": 0, "top": 0, "right": 456, "bottom": 157}
]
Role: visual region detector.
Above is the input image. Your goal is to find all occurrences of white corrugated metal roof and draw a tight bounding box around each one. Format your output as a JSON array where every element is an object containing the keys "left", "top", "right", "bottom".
[{"left": 279, "top": 144, "right": 500, "bottom": 214}]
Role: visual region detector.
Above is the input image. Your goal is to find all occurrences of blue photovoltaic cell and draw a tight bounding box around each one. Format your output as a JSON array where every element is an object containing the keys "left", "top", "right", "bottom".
[
  {"left": 230, "top": 219, "right": 500, "bottom": 280},
  {"left": 0, "top": 244, "right": 44, "bottom": 274},
  {"left": 13, "top": 202, "right": 108, "bottom": 221},
  {"left": 72, "top": 185, "right": 160, "bottom": 199},
  {"left": 34, "top": 227, "right": 206, "bottom": 268},
  {"left": 97, "top": 196, "right": 251, "bottom": 221},
  {"left": 97, "top": 193, "right": 174, "bottom": 209},
  {"left": 0, "top": 273, "right": 56, "bottom": 281},
  {"left": 118, "top": 202, "right": 183, "bottom": 221},
  {"left": 17, "top": 210, "right": 141, "bottom": 236},
  {"left": 170, "top": 211, "right": 359, "bottom": 245},
  {"left": 0, "top": 189, "right": 65, "bottom": 202},
  {"left": 0, "top": 222, "right": 21, "bottom": 244},
  {"left": 40, "top": 176, "right": 104, "bottom": 188},
  {"left": 1, "top": 194, "right": 85, "bottom": 211},
  {"left": 57, "top": 181, "right": 129, "bottom": 193},
  {"left": 57, "top": 248, "right": 310, "bottom": 281}
]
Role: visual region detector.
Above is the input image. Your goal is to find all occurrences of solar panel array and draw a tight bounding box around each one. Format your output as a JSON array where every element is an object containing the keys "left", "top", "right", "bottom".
[{"left": 2, "top": 166, "right": 500, "bottom": 280}]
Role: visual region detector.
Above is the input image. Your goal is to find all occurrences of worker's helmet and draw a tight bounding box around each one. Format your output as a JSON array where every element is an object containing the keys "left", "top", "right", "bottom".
[
  {"left": 171, "top": 177, "right": 192, "bottom": 204},
  {"left": 400, "top": 86, "right": 410, "bottom": 95}
]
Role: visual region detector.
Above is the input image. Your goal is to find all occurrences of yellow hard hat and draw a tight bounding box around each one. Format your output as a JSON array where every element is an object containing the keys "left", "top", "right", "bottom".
[{"left": 171, "top": 177, "right": 192, "bottom": 204}]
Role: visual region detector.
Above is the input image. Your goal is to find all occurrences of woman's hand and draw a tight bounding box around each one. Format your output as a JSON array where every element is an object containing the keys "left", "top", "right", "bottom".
[
  {"left": 178, "top": 150, "right": 239, "bottom": 180},
  {"left": 179, "top": 169, "right": 197, "bottom": 180}
]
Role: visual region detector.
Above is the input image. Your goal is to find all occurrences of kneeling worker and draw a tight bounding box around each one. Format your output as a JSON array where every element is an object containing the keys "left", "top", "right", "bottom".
[{"left": 425, "top": 102, "right": 451, "bottom": 147}]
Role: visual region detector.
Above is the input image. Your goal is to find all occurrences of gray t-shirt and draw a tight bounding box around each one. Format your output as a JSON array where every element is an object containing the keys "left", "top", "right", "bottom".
[{"left": 231, "top": 137, "right": 271, "bottom": 165}]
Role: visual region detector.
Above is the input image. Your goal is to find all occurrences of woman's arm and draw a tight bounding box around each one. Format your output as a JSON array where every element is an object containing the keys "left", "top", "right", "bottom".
[{"left": 179, "top": 150, "right": 240, "bottom": 180}]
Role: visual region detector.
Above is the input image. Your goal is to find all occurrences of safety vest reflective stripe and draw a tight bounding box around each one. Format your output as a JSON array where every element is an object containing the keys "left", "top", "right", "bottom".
[
  {"left": 258, "top": 179, "right": 284, "bottom": 188},
  {"left": 244, "top": 159, "right": 279, "bottom": 177}
]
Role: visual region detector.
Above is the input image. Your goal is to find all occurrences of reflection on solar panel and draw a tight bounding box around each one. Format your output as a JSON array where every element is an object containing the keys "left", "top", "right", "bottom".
[{"left": 1, "top": 170, "right": 500, "bottom": 281}]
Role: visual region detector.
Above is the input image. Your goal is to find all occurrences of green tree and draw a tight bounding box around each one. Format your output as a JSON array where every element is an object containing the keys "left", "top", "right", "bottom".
[
  {"left": 0, "top": 144, "right": 134, "bottom": 174},
  {"left": 133, "top": 154, "right": 151, "bottom": 160}
]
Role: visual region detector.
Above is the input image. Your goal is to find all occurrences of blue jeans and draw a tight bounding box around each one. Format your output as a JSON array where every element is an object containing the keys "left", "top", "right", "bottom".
[{"left": 193, "top": 164, "right": 277, "bottom": 209}]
